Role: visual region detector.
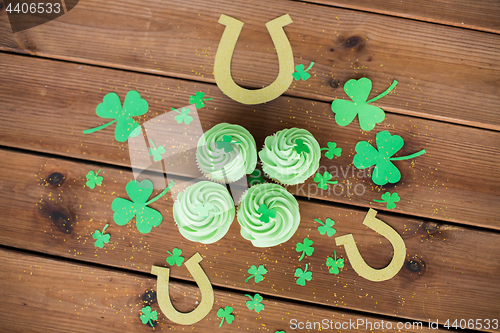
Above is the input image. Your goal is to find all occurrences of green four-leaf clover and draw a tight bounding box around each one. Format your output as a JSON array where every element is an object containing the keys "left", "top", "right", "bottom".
[
  {"left": 172, "top": 107, "right": 194, "bottom": 125},
  {"left": 166, "top": 248, "right": 184, "bottom": 266},
  {"left": 320, "top": 142, "right": 342, "bottom": 159},
  {"left": 83, "top": 90, "right": 148, "bottom": 142},
  {"left": 189, "top": 91, "right": 213, "bottom": 108},
  {"left": 331, "top": 78, "right": 397, "bottom": 131},
  {"left": 314, "top": 218, "right": 336, "bottom": 237},
  {"left": 292, "top": 62, "right": 314, "bottom": 81},
  {"left": 314, "top": 171, "right": 338, "bottom": 190},
  {"left": 245, "top": 265, "right": 268, "bottom": 283},
  {"left": 295, "top": 263, "right": 312, "bottom": 286},
  {"left": 326, "top": 251, "right": 344, "bottom": 275},
  {"left": 293, "top": 139, "right": 310, "bottom": 154},
  {"left": 245, "top": 293, "right": 264, "bottom": 313},
  {"left": 92, "top": 224, "right": 110, "bottom": 248},
  {"left": 111, "top": 179, "right": 175, "bottom": 233},
  {"left": 216, "top": 135, "right": 241, "bottom": 153},
  {"left": 140, "top": 305, "right": 158, "bottom": 327},
  {"left": 353, "top": 130, "right": 426, "bottom": 185},
  {"left": 258, "top": 203, "right": 277, "bottom": 223},
  {"left": 296, "top": 238, "right": 314, "bottom": 261},
  {"left": 217, "top": 306, "right": 235, "bottom": 327},
  {"left": 148, "top": 140, "right": 166, "bottom": 162},
  {"left": 374, "top": 191, "right": 400, "bottom": 209},
  {"left": 86, "top": 169, "right": 103, "bottom": 189}
]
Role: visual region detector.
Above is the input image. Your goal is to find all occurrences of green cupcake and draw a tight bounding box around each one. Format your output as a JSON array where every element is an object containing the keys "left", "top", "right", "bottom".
[
  {"left": 259, "top": 128, "right": 320, "bottom": 185},
  {"left": 237, "top": 183, "right": 300, "bottom": 247},
  {"left": 173, "top": 181, "right": 235, "bottom": 244},
  {"left": 197, "top": 123, "right": 257, "bottom": 183}
]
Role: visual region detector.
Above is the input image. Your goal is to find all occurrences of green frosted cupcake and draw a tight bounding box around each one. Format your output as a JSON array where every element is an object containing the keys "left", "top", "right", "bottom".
[
  {"left": 259, "top": 128, "right": 320, "bottom": 185},
  {"left": 197, "top": 123, "right": 257, "bottom": 183},
  {"left": 173, "top": 181, "right": 235, "bottom": 244},
  {"left": 237, "top": 183, "right": 300, "bottom": 247}
]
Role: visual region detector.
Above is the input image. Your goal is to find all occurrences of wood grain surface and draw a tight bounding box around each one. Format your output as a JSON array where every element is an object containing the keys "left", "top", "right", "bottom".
[
  {"left": 0, "top": 0, "right": 499, "bottom": 129},
  {"left": 297, "top": 0, "right": 500, "bottom": 33},
  {"left": 0, "top": 53, "right": 498, "bottom": 229},
  {"left": 0, "top": 247, "right": 446, "bottom": 332},
  {"left": 1, "top": 0, "right": 499, "bottom": 331},
  {"left": 0, "top": 148, "right": 498, "bottom": 327}
]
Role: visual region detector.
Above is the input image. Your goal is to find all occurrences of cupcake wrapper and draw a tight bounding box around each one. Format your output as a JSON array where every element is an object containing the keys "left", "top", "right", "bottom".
[{"left": 195, "top": 155, "right": 248, "bottom": 185}]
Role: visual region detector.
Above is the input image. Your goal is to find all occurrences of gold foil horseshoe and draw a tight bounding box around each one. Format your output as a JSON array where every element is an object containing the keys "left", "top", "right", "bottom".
[
  {"left": 214, "top": 14, "right": 294, "bottom": 105},
  {"left": 151, "top": 253, "right": 214, "bottom": 325},
  {"left": 335, "top": 209, "right": 406, "bottom": 282}
]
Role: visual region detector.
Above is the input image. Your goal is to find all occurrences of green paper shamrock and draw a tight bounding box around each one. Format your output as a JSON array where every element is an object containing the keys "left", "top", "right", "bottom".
[
  {"left": 314, "top": 171, "right": 338, "bottom": 190},
  {"left": 248, "top": 169, "right": 265, "bottom": 186},
  {"left": 172, "top": 107, "right": 193, "bottom": 125},
  {"left": 245, "top": 265, "right": 268, "bottom": 283},
  {"left": 86, "top": 169, "right": 103, "bottom": 189},
  {"left": 189, "top": 91, "right": 213, "bottom": 108},
  {"left": 245, "top": 293, "right": 264, "bottom": 313},
  {"left": 276, "top": 331, "right": 285, "bottom": 333},
  {"left": 140, "top": 305, "right": 158, "bottom": 327},
  {"left": 258, "top": 203, "right": 277, "bottom": 223},
  {"left": 294, "top": 263, "right": 312, "bottom": 286},
  {"left": 217, "top": 306, "right": 235, "bottom": 327},
  {"left": 331, "top": 78, "right": 398, "bottom": 131},
  {"left": 293, "top": 139, "right": 310, "bottom": 154},
  {"left": 195, "top": 202, "right": 214, "bottom": 218},
  {"left": 83, "top": 90, "right": 148, "bottom": 142},
  {"left": 353, "top": 130, "right": 426, "bottom": 185},
  {"left": 314, "top": 218, "right": 336, "bottom": 237},
  {"left": 320, "top": 142, "right": 342, "bottom": 159},
  {"left": 296, "top": 238, "right": 314, "bottom": 261},
  {"left": 111, "top": 179, "right": 175, "bottom": 233},
  {"left": 148, "top": 140, "right": 166, "bottom": 162},
  {"left": 216, "top": 135, "right": 241, "bottom": 153},
  {"left": 92, "top": 224, "right": 110, "bottom": 248},
  {"left": 166, "top": 248, "right": 184, "bottom": 266},
  {"left": 292, "top": 62, "right": 314, "bottom": 81},
  {"left": 326, "top": 251, "right": 344, "bottom": 275},
  {"left": 374, "top": 191, "right": 400, "bottom": 209}
]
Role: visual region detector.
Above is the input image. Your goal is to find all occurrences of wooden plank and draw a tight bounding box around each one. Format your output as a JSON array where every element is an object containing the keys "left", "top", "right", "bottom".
[
  {"left": 0, "top": 148, "right": 499, "bottom": 327},
  {"left": 297, "top": 0, "right": 500, "bottom": 34},
  {"left": 0, "top": 0, "right": 499, "bottom": 129},
  {"left": 0, "top": 247, "right": 442, "bottom": 333},
  {"left": 0, "top": 53, "right": 499, "bottom": 229}
]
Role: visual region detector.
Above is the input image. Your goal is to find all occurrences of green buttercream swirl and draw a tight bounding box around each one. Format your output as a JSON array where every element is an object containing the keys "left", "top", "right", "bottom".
[
  {"left": 237, "top": 183, "right": 300, "bottom": 247},
  {"left": 173, "top": 181, "right": 235, "bottom": 244},
  {"left": 259, "top": 128, "right": 321, "bottom": 185},
  {"left": 197, "top": 123, "right": 257, "bottom": 182}
]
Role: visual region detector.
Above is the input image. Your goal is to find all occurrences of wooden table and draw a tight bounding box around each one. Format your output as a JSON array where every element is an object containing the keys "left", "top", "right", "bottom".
[{"left": 0, "top": 0, "right": 499, "bottom": 332}]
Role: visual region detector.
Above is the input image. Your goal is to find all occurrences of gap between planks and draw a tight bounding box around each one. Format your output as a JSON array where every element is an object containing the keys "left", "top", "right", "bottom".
[
  {"left": 0, "top": 243, "right": 439, "bottom": 330},
  {"left": 293, "top": 0, "right": 500, "bottom": 34},
  {"left": 0, "top": 147, "right": 498, "bottom": 325},
  {"left": 0, "top": 246, "right": 450, "bottom": 333},
  {"left": 0, "top": 52, "right": 499, "bottom": 229},
  {"left": 0, "top": 0, "right": 499, "bottom": 129}
]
